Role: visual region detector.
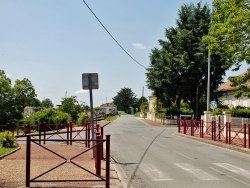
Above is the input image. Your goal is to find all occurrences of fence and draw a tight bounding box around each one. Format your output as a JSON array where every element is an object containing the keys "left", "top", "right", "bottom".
[
  {"left": 178, "top": 118, "right": 250, "bottom": 149},
  {"left": 23, "top": 121, "right": 110, "bottom": 187},
  {"left": 25, "top": 134, "right": 111, "bottom": 187}
]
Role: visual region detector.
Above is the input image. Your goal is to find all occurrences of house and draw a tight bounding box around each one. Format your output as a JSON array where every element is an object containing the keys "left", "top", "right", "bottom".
[
  {"left": 100, "top": 103, "right": 117, "bottom": 115},
  {"left": 217, "top": 71, "right": 250, "bottom": 108}
]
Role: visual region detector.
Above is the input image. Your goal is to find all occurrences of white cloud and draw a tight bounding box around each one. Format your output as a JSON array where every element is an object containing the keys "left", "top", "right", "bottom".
[
  {"left": 132, "top": 43, "right": 149, "bottom": 50},
  {"left": 75, "top": 89, "right": 88, "bottom": 94}
]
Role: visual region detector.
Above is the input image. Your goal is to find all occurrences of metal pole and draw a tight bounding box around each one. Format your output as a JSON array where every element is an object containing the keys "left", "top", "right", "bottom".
[
  {"left": 207, "top": 49, "right": 211, "bottom": 111},
  {"left": 26, "top": 134, "right": 31, "bottom": 187},
  {"left": 89, "top": 74, "right": 95, "bottom": 158}
]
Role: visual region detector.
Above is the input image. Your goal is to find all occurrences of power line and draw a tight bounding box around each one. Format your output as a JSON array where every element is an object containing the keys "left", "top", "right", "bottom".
[{"left": 82, "top": 0, "right": 147, "bottom": 69}]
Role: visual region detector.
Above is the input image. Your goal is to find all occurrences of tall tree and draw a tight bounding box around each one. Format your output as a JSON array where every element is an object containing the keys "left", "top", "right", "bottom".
[
  {"left": 58, "top": 96, "right": 82, "bottom": 123},
  {"left": 203, "top": 0, "right": 250, "bottom": 97},
  {"left": 0, "top": 70, "right": 15, "bottom": 123},
  {"left": 12, "top": 78, "right": 37, "bottom": 120},
  {"left": 41, "top": 98, "right": 54, "bottom": 108},
  {"left": 146, "top": 2, "right": 227, "bottom": 117},
  {"left": 113, "top": 88, "right": 137, "bottom": 112}
]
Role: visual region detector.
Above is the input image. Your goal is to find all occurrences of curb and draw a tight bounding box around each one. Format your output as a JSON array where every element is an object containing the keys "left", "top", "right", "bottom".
[{"left": 0, "top": 146, "right": 21, "bottom": 160}]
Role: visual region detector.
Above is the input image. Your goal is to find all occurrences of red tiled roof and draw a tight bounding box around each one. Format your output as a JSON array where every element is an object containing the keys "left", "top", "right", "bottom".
[{"left": 217, "top": 71, "right": 250, "bottom": 91}]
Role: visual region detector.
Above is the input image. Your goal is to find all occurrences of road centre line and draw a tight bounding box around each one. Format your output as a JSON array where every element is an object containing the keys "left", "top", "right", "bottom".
[
  {"left": 209, "top": 167, "right": 250, "bottom": 187},
  {"left": 173, "top": 150, "right": 195, "bottom": 161}
]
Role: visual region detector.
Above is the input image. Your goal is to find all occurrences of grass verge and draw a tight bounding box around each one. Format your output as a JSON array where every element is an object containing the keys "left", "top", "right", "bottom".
[{"left": 0, "top": 147, "right": 17, "bottom": 157}]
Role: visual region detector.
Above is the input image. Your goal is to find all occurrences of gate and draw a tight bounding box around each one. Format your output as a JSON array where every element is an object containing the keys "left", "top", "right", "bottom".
[{"left": 25, "top": 134, "right": 111, "bottom": 188}]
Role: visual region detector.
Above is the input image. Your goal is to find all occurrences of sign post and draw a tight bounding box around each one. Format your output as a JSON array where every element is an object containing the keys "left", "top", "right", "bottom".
[{"left": 82, "top": 73, "right": 99, "bottom": 158}]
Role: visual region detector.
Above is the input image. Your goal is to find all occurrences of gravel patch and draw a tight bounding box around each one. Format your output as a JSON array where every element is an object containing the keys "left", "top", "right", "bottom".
[{"left": 0, "top": 142, "right": 119, "bottom": 188}]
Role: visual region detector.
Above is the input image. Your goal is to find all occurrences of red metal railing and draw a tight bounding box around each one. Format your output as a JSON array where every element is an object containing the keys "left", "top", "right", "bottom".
[
  {"left": 178, "top": 119, "right": 250, "bottom": 149},
  {"left": 25, "top": 134, "right": 111, "bottom": 188}
]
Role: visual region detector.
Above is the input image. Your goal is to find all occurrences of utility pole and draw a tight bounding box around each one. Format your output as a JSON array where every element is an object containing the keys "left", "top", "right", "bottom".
[
  {"left": 207, "top": 50, "right": 211, "bottom": 111},
  {"left": 142, "top": 86, "right": 144, "bottom": 103}
]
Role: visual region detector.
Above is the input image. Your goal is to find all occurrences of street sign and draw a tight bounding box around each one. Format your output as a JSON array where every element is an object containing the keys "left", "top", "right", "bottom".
[
  {"left": 210, "top": 100, "right": 217, "bottom": 110},
  {"left": 82, "top": 73, "right": 99, "bottom": 89}
]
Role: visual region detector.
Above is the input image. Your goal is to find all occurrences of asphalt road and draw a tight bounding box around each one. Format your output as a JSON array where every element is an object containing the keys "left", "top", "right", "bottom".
[{"left": 104, "top": 115, "right": 250, "bottom": 188}]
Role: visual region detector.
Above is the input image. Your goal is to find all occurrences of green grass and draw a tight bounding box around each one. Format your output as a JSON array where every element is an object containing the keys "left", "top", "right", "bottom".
[
  {"left": 0, "top": 147, "right": 17, "bottom": 157},
  {"left": 133, "top": 112, "right": 141, "bottom": 117},
  {"left": 105, "top": 115, "right": 118, "bottom": 121},
  {"left": 0, "top": 131, "right": 18, "bottom": 157}
]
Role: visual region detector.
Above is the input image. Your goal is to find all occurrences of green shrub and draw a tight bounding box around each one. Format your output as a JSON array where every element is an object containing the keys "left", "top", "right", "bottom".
[
  {"left": 77, "top": 113, "right": 90, "bottom": 124},
  {"left": 133, "top": 112, "right": 140, "bottom": 117},
  {"left": 23, "top": 108, "right": 70, "bottom": 124},
  {"left": 0, "top": 131, "right": 16, "bottom": 148}
]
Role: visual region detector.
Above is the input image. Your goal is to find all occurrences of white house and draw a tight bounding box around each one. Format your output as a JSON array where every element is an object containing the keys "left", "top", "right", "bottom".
[
  {"left": 100, "top": 103, "right": 117, "bottom": 115},
  {"left": 217, "top": 71, "right": 250, "bottom": 108}
]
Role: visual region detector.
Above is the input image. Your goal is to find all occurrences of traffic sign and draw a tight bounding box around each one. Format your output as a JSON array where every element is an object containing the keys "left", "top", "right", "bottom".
[
  {"left": 82, "top": 73, "right": 99, "bottom": 89},
  {"left": 210, "top": 100, "right": 217, "bottom": 109}
]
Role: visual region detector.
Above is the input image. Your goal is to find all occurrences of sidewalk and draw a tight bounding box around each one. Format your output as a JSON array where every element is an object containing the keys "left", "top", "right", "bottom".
[
  {"left": 140, "top": 118, "right": 250, "bottom": 155},
  {"left": 0, "top": 121, "right": 121, "bottom": 188}
]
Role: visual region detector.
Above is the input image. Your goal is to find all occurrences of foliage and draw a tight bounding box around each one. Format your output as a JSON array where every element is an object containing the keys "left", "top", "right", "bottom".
[
  {"left": 211, "top": 106, "right": 250, "bottom": 118},
  {"left": 203, "top": 0, "right": 250, "bottom": 97},
  {"left": 58, "top": 96, "right": 82, "bottom": 123},
  {"left": 135, "top": 96, "right": 148, "bottom": 112},
  {"left": 133, "top": 112, "right": 141, "bottom": 117},
  {"left": 23, "top": 108, "right": 70, "bottom": 124},
  {"left": 77, "top": 113, "right": 90, "bottom": 124},
  {"left": 41, "top": 98, "right": 54, "bottom": 108},
  {"left": 0, "top": 70, "right": 38, "bottom": 124},
  {"left": 105, "top": 115, "right": 118, "bottom": 121},
  {"left": 140, "top": 102, "right": 149, "bottom": 112},
  {"left": 231, "top": 106, "right": 250, "bottom": 118},
  {"left": 113, "top": 88, "right": 137, "bottom": 112},
  {"left": 12, "top": 78, "right": 37, "bottom": 120},
  {"left": 146, "top": 2, "right": 226, "bottom": 117},
  {"left": 0, "top": 131, "right": 16, "bottom": 148},
  {"left": 0, "top": 70, "right": 14, "bottom": 124}
]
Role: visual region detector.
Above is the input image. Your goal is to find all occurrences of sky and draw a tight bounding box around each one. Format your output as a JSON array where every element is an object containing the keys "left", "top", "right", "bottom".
[{"left": 0, "top": 0, "right": 248, "bottom": 107}]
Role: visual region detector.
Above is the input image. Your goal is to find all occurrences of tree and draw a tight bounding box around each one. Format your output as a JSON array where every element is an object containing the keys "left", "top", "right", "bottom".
[
  {"left": 203, "top": 0, "right": 250, "bottom": 97},
  {"left": 12, "top": 78, "right": 37, "bottom": 120},
  {"left": 41, "top": 98, "right": 54, "bottom": 108},
  {"left": 146, "top": 2, "right": 227, "bottom": 117},
  {"left": 0, "top": 70, "right": 15, "bottom": 124},
  {"left": 113, "top": 88, "right": 137, "bottom": 112},
  {"left": 58, "top": 96, "right": 82, "bottom": 123},
  {"left": 135, "top": 96, "right": 148, "bottom": 112}
]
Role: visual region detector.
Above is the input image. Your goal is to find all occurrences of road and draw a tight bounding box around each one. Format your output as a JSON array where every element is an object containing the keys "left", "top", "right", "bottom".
[{"left": 104, "top": 115, "right": 250, "bottom": 188}]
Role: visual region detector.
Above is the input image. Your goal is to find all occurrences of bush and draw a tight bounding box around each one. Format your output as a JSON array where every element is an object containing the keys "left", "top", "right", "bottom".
[
  {"left": 77, "top": 113, "right": 90, "bottom": 124},
  {"left": 23, "top": 108, "right": 70, "bottom": 124},
  {"left": 0, "top": 131, "right": 16, "bottom": 148}
]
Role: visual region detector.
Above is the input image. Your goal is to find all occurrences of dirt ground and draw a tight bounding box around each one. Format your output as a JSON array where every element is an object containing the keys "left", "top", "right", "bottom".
[{"left": 0, "top": 142, "right": 120, "bottom": 188}]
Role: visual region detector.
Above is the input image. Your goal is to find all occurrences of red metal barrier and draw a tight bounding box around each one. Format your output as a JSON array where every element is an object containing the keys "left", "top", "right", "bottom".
[
  {"left": 248, "top": 124, "right": 250, "bottom": 149},
  {"left": 228, "top": 123, "right": 247, "bottom": 147},
  {"left": 25, "top": 135, "right": 111, "bottom": 188},
  {"left": 178, "top": 119, "right": 250, "bottom": 150}
]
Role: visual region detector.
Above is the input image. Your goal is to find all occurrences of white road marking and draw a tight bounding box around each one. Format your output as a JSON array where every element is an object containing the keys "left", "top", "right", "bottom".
[
  {"left": 175, "top": 163, "right": 219, "bottom": 180},
  {"left": 140, "top": 163, "right": 173, "bottom": 181},
  {"left": 213, "top": 163, "right": 250, "bottom": 179},
  {"left": 155, "top": 142, "right": 167, "bottom": 148},
  {"left": 173, "top": 150, "right": 195, "bottom": 161},
  {"left": 210, "top": 167, "right": 250, "bottom": 187}
]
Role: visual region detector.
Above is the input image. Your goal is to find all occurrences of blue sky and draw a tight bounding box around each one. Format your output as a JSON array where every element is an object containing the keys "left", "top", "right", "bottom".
[{"left": 0, "top": 0, "right": 247, "bottom": 107}]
